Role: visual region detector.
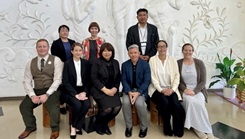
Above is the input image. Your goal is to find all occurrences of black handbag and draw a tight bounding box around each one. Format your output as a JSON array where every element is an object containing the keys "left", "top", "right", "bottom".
[{"left": 82, "top": 115, "right": 96, "bottom": 133}]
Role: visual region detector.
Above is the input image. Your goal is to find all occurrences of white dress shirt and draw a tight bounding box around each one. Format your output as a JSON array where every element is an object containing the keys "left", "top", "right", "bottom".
[
  {"left": 138, "top": 24, "right": 148, "bottom": 55},
  {"left": 74, "top": 60, "right": 83, "bottom": 86},
  {"left": 23, "top": 54, "right": 64, "bottom": 97}
]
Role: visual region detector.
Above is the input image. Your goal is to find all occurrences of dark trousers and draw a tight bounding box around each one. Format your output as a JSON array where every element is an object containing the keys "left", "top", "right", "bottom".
[
  {"left": 19, "top": 88, "right": 60, "bottom": 132},
  {"left": 66, "top": 86, "right": 90, "bottom": 130},
  {"left": 59, "top": 86, "right": 65, "bottom": 105},
  {"left": 151, "top": 90, "right": 185, "bottom": 136},
  {"left": 66, "top": 96, "right": 90, "bottom": 130}
]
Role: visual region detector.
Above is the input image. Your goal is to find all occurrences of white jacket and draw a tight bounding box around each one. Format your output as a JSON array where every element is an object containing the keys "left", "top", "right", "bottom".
[{"left": 148, "top": 55, "right": 182, "bottom": 100}]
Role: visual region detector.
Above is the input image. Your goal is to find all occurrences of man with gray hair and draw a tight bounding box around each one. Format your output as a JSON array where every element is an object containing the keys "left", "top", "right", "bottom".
[{"left": 121, "top": 44, "right": 151, "bottom": 138}]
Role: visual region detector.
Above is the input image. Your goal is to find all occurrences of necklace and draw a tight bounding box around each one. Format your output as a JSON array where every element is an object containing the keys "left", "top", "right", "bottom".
[{"left": 106, "top": 61, "right": 111, "bottom": 66}]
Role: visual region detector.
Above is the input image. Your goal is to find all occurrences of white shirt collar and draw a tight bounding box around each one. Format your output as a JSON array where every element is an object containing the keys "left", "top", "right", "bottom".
[{"left": 38, "top": 54, "right": 49, "bottom": 61}]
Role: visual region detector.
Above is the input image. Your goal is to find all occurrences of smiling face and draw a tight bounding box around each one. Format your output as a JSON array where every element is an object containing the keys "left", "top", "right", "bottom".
[
  {"left": 128, "top": 47, "right": 140, "bottom": 63},
  {"left": 102, "top": 48, "right": 112, "bottom": 61},
  {"left": 182, "top": 44, "right": 194, "bottom": 59},
  {"left": 137, "top": 11, "right": 148, "bottom": 25},
  {"left": 89, "top": 26, "right": 99, "bottom": 37},
  {"left": 157, "top": 41, "right": 168, "bottom": 56},
  {"left": 71, "top": 45, "right": 83, "bottom": 60},
  {"left": 36, "top": 40, "right": 49, "bottom": 58}
]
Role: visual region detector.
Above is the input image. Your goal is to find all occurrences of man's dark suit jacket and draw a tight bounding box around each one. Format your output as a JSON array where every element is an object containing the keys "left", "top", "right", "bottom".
[
  {"left": 51, "top": 38, "right": 75, "bottom": 62},
  {"left": 90, "top": 58, "right": 121, "bottom": 99},
  {"left": 121, "top": 58, "right": 151, "bottom": 97},
  {"left": 126, "top": 23, "right": 159, "bottom": 57},
  {"left": 62, "top": 58, "right": 90, "bottom": 101}
]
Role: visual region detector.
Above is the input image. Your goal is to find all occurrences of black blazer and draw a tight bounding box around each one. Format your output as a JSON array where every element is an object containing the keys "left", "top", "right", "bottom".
[
  {"left": 91, "top": 58, "right": 121, "bottom": 96},
  {"left": 51, "top": 38, "right": 75, "bottom": 62},
  {"left": 126, "top": 23, "right": 159, "bottom": 57},
  {"left": 62, "top": 58, "right": 90, "bottom": 99}
]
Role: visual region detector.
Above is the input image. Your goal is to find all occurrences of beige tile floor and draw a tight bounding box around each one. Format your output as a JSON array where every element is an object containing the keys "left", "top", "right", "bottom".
[{"left": 0, "top": 92, "right": 244, "bottom": 139}]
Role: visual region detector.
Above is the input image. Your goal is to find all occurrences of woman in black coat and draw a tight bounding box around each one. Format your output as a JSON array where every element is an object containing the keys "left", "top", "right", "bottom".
[
  {"left": 91, "top": 43, "right": 121, "bottom": 135},
  {"left": 63, "top": 42, "right": 90, "bottom": 139},
  {"left": 51, "top": 25, "right": 75, "bottom": 114}
]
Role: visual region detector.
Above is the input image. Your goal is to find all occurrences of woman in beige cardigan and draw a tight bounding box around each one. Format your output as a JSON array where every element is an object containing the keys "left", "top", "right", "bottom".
[
  {"left": 177, "top": 43, "right": 213, "bottom": 139},
  {"left": 148, "top": 40, "right": 185, "bottom": 137}
]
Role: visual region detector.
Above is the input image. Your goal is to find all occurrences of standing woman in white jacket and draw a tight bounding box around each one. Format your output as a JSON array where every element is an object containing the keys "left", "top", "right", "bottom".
[{"left": 148, "top": 40, "right": 185, "bottom": 137}]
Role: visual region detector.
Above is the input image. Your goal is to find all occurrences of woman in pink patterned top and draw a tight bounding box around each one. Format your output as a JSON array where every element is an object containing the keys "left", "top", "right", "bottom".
[
  {"left": 82, "top": 22, "right": 105, "bottom": 63},
  {"left": 82, "top": 22, "right": 105, "bottom": 114}
]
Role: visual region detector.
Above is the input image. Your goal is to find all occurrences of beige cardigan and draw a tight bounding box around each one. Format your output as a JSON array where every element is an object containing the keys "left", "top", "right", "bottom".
[{"left": 148, "top": 55, "right": 182, "bottom": 100}]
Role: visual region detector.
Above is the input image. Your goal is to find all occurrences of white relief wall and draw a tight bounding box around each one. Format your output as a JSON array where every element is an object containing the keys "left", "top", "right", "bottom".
[{"left": 0, "top": 0, "right": 244, "bottom": 97}]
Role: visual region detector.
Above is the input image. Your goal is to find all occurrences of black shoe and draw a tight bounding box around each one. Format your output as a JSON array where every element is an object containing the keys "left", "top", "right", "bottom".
[
  {"left": 174, "top": 131, "right": 184, "bottom": 137},
  {"left": 95, "top": 129, "right": 105, "bottom": 135},
  {"left": 60, "top": 107, "right": 67, "bottom": 115},
  {"left": 139, "top": 128, "right": 147, "bottom": 138},
  {"left": 163, "top": 129, "right": 173, "bottom": 136},
  {"left": 76, "top": 130, "right": 82, "bottom": 135},
  {"left": 70, "top": 135, "right": 76, "bottom": 139},
  {"left": 104, "top": 126, "right": 112, "bottom": 135},
  {"left": 125, "top": 127, "right": 132, "bottom": 137}
]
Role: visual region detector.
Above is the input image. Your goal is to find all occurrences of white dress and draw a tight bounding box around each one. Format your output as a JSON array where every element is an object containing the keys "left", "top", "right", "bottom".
[{"left": 182, "top": 63, "right": 213, "bottom": 133}]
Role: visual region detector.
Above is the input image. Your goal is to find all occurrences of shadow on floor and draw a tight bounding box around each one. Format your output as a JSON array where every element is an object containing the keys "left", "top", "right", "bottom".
[
  {"left": 212, "top": 122, "right": 245, "bottom": 139},
  {"left": 0, "top": 107, "right": 3, "bottom": 116}
]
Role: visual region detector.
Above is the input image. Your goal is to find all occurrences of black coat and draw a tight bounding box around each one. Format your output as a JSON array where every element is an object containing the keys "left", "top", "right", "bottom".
[
  {"left": 62, "top": 58, "right": 90, "bottom": 101},
  {"left": 126, "top": 23, "right": 159, "bottom": 57},
  {"left": 90, "top": 58, "right": 121, "bottom": 109},
  {"left": 51, "top": 38, "right": 75, "bottom": 62}
]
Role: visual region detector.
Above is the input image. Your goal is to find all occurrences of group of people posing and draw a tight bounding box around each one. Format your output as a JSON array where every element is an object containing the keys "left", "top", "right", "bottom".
[{"left": 18, "top": 8, "right": 214, "bottom": 139}]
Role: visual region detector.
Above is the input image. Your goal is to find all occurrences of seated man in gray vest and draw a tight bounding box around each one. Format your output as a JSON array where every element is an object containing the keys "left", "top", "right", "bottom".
[
  {"left": 18, "top": 39, "right": 63, "bottom": 139},
  {"left": 121, "top": 44, "right": 151, "bottom": 138}
]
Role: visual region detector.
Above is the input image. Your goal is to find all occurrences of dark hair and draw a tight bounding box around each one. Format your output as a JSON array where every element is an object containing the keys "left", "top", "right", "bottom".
[
  {"left": 71, "top": 42, "right": 83, "bottom": 51},
  {"left": 137, "top": 8, "right": 148, "bottom": 15},
  {"left": 58, "top": 25, "right": 69, "bottom": 33},
  {"left": 156, "top": 40, "right": 168, "bottom": 48},
  {"left": 182, "top": 43, "right": 194, "bottom": 51},
  {"left": 36, "top": 38, "right": 49, "bottom": 46},
  {"left": 99, "top": 43, "right": 115, "bottom": 60},
  {"left": 88, "top": 22, "right": 100, "bottom": 33}
]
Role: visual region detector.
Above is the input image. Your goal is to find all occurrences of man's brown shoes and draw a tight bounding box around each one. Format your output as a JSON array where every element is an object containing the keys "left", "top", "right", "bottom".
[
  {"left": 50, "top": 130, "right": 59, "bottom": 139},
  {"left": 18, "top": 128, "right": 36, "bottom": 139},
  {"left": 18, "top": 129, "right": 59, "bottom": 139}
]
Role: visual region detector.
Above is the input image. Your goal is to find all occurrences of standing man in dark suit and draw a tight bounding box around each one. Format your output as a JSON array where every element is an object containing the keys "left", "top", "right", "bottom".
[
  {"left": 51, "top": 25, "right": 75, "bottom": 114},
  {"left": 126, "top": 8, "right": 159, "bottom": 61},
  {"left": 19, "top": 39, "right": 63, "bottom": 139},
  {"left": 121, "top": 44, "right": 151, "bottom": 138},
  {"left": 126, "top": 8, "right": 159, "bottom": 110}
]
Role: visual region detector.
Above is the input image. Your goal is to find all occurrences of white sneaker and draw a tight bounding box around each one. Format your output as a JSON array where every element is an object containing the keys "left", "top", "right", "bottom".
[
  {"left": 193, "top": 129, "right": 207, "bottom": 139},
  {"left": 207, "top": 133, "right": 214, "bottom": 139}
]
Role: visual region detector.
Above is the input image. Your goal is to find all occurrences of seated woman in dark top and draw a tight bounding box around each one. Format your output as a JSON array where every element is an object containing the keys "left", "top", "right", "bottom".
[
  {"left": 90, "top": 43, "right": 121, "bottom": 135},
  {"left": 62, "top": 42, "right": 90, "bottom": 139}
]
